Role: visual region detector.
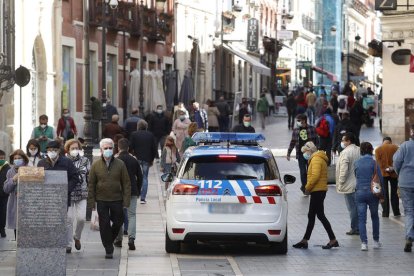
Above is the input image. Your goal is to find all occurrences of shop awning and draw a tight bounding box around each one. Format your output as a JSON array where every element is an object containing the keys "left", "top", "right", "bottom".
[
  {"left": 223, "top": 44, "right": 271, "bottom": 76},
  {"left": 311, "top": 66, "right": 338, "bottom": 82}
]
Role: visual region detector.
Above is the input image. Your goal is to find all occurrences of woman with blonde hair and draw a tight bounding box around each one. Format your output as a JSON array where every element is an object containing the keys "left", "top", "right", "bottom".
[
  {"left": 181, "top": 122, "right": 198, "bottom": 155},
  {"left": 64, "top": 139, "right": 91, "bottom": 252},
  {"left": 161, "top": 136, "right": 181, "bottom": 174}
]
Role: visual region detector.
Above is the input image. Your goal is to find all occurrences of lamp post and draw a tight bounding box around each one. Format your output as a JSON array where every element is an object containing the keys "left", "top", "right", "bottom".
[
  {"left": 138, "top": 0, "right": 145, "bottom": 117},
  {"left": 83, "top": 0, "right": 92, "bottom": 162},
  {"left": 188, "top": 35, "right": 199, "bottom": 101}
]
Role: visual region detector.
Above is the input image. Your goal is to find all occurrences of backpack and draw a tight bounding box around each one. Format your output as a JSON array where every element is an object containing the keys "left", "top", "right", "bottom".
[
  {"left": 316, "top": 117, "right": 330, "bottom": 138},
  {"left": 338, "top": 98, "right": 346, "bottom": 109}
]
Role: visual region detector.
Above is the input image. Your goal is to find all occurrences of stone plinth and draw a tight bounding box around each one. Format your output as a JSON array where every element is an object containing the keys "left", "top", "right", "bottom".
[{"left": 16, "top": 170, "right": 68, "bottom": 276}]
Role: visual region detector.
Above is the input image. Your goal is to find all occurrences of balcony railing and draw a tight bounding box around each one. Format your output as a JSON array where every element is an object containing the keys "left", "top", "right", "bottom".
[
  {"left": 88, "top": 0, "right": 173, "bottom": 41},
  {"left": 301, "top": 15, "right": 320, "bottom": 34}
]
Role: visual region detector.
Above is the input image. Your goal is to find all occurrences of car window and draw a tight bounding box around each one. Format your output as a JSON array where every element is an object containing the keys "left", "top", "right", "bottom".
[{"left": 180, "top": 155, "right": 276, "bottom": 180}]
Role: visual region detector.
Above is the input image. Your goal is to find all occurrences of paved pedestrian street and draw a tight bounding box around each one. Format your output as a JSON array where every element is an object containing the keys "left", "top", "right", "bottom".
[{"left": 1, "top": 117, "right": 413, "bottom": 275}]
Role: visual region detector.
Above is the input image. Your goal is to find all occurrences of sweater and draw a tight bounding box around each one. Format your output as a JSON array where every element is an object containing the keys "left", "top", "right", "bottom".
[
  {"left": 305, "top": 151, "right": 329, "bottom": 193},
  {"left": 336, "top": 144, "right": 360, "bottom": 194},
  {"left": 117, "top": 151, "right": 142, "bottom": 197},
  {"left": 393, "top": 140, "right": 414, "bottom": 188},
  {"left": 257, "top": 97, "right": 269, "bottom": 113},
  {"left": 375, "top": 143, "right": 399, "bottom": 178},
  {"left": 88, "top": 157, "right": 131, "bottom": 208},
  {"left": 129, "top": 130, "right": 157, "bottom": 163}
]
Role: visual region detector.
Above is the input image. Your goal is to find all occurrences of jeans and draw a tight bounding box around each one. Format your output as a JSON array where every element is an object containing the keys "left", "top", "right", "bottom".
[
  {"left": 138, "top": 160, "right": 150, "bottom": 201},
  {"left": 0, "top": 196, "right": 8, "bottom": 230},
  {"left": 97, "top": 200, "right": 124, "bottom": 254},
  {"left": 399, "top": 187, "right": 414, "bottom": 241},
  {"left": 259, "top": 112, "right": 266, "bottom": 129},
  {"left": 287, "top": 110, "right": 295, "bottom": 129},
  {"left": 303, "top": 191, "right": 336, "bottom": 241},
  {"left": 66, "top": 199, "right": 87, "bottom": 247},
  {"left": 116, "top": 196, "right": 138, "bottom": 242},
  {"left": 218, "top": 115, "right": 229, "bottom": 132},
  {"left": 155, "top": 136, "right": 166, "bottom": 159},
  {"left": 123, "top": 208, "right": 128, "bottom": 231},
  {"left": 381, "top": 177, "right": 400, "bottom": 216},
  {"left": 307, "top": 106, "right": 316, "bottom": 126},
  {"left": 297, "top": 153, "right": 308, "bottom": 190},
  {"left": 356, "top": 189, "right": 380, "bottom": 244},
  {"left": 344, "top": 192, "right": 359, "bottom": 232}
]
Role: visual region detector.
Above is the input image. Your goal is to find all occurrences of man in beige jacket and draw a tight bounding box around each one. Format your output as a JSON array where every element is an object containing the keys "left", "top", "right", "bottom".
[{"left": 336, "top": 132, "right": 360, "bottom": 235}]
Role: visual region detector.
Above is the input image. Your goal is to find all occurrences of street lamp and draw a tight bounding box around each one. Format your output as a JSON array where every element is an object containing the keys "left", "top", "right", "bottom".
[
  {"left": 101, "top": 0, "right": 118, "bottom": 125},
  {"left": 188, "top": 35, "right": 199, "bottom": 101}
]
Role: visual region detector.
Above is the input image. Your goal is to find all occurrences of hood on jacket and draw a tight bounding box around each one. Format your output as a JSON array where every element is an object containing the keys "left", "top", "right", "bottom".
[{"left": 311, "top": 150, "right": 329, "bottom": 163}]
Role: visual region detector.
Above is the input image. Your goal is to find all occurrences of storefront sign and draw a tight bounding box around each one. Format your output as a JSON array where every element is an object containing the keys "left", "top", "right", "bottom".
[
  {"left": 375, "top": 0, "right": 397, "bottom": 10},
  {"left": 247, "top": 18, "right": 258, "bottom": 52}
]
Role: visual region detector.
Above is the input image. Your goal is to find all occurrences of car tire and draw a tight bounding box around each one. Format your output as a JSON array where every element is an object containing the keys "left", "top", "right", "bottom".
[
  {"left": 269, "top": 228, "right": 288, "bottom": 254},
  {"left": 165, "top": 228, "right": 181, "bottom": 253}
]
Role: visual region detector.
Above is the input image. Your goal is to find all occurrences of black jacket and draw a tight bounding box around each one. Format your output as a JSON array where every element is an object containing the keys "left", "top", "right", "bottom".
[
  {"left": 332, "top": 119, "right": 360, "bottom": 153},
  {"left": 117, "top": 151, "right": 143, "bottom": 196},
  {"left": 129, "top": 130, "right": 158, "bottom": 163},
  {"left": 38, "top": 156, "right": 78, "bottom": 206},
  {"left": 0, "top": 163, "right": 11, "bottom": 198},
  {"left": 148, "top": 112, "right": 171, "bottom": 138},
  {"left": 231, "top": 124, "right": 256, "bottom": 133}
]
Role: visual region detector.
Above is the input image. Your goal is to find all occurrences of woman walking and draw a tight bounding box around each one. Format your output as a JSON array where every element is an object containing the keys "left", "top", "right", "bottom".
[
  {"left": 160, "top": 136, "right": 181, "bottom": 174},
  {"left": 354, "top": 142, "right": 384, "bottom": 251},
  {"left": 3, "top": 149, "right": 29, "bottom": 239},
  {"left": 172, "top": 110, "right": 191, "bottom": 152},
  {"left": 64, "top": 139, "right": 90, "bottom": 252},
  {"left": 293, "top": 142, "right": 339, "bottom": 249},
  {"left": 26, "top": 139, "right": 42, "bottom": 167}
]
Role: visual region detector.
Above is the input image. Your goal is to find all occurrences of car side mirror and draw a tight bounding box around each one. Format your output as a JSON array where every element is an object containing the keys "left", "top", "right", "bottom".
[
  {"left": 161, "top": 173, "right": 174, "bottom": 183},
  {"left": 284, "top": 174, "right": 296, "bottom": 184}
]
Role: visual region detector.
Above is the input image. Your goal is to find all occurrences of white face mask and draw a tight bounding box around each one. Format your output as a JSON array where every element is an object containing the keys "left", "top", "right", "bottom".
[
  {"left": 156, "top": 109, "right": 163, "bottom": 114},
  {"left": 29, "top": 149, "right": 38, "bottom": 156},
  {"left": 70, "top": 149, "right": 79, "bottom": 157},
  {"left": 179, "top": 115, "right": 186, "bottom": 121},
  {"left": 40, "top": 124, "right": 47, "bottom": 128},
  {"left": 296, "top": 121, "right": 302, "bottom": 128},
  {"left": 243, "top": 122, "right": 251, "bottom": 127},
  {"left": 47, "top": 151, "right": 58, "bottom": 160},
  {"left": 340, "top": 142, "right": 347, "bottom": 149},
  {"left": 79, "top": 150, "right": 84, "bottom": 157}
]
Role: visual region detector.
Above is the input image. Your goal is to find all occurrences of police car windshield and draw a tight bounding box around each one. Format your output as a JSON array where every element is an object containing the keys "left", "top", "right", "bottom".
[{"left": 180, "top": 155, "right": 275, "bottom": 180}]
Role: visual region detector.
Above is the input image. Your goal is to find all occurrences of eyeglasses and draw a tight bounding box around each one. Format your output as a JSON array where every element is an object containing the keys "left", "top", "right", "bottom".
[{"left": 103, "top": 147, "right": 113, "bottom": 150}]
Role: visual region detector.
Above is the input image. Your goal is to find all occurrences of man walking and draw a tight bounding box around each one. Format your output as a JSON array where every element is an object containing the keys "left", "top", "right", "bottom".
[
  {"left": 305, "top": 91, "right": 317, "bottom": 125},
  {"left": 257, "top": 93, "right": 269, "bottom": 130},
  {"left": 393, "top": 125, "right": 414, "bottom": 252},
  {"left": 231, "top": 114, "right": 255, "bottom": 133},
  {"left": 103, "top": 114, "right": 124, "bottom": 140},
  {"left": 335, "top": 132, "right": 360, "bottom": 236},
  {"left": 114, "top": 138, "right": 142, "bottom": 250},
  {"left": 129, "top": 120, "right": 157, "bottom": 204},
  {"left": 31, "top": 114, "right": 56, "bottom": 155},
  {"left": 287, "top": 114, "right": 318, "bottom": 194},
  {"left": 147, "top": 105, "right": 171, "bottom": 158},
  {"left": 192, "top": 102, "right": 208, "bottom": 131},
  {"left": 123, "top": 109, "right": 141, "bottom": 139},
  {"left": 375, "top": 137, "right": 400, "bottom": 217},
  {"left": 216, "top": 96, "right": 231, "bottom": 132},
  {"left": 87, "top": 138, "right": 131, "bottom": 259}
]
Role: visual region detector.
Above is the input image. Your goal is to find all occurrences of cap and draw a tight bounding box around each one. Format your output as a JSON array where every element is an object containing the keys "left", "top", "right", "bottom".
[
  {"left": 46, "top": 141, "right": 61, "bottom": 149},
  {"left": 301, "top": 141, "right": 317, "bottom": 153}
]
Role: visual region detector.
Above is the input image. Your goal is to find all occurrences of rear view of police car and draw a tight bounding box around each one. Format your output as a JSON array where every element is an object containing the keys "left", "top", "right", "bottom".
[{"left": 161, "top": 133, "right": 295, "bottom": 254}]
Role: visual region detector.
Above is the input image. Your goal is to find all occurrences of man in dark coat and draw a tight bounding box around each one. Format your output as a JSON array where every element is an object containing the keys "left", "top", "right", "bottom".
[
  {"left": 147, "top": 105, "right": 171, "bottom": 159},
  {"left": 232, "top": 114, "right": 255, "bottom": 133},
  {"left": 123, "top": 109, "right": 141, "bottom": 139},
  {"left": 114, "top": 138, "right": 142, "bottom": 250},
  {"left": 286, "top": 92, "right": 297, "bottom": 129},
  {"left": 129, "top": 120, "right": 157, "bottom": 204},
  {"left": 216, "top": 96, "right": 231, "bottom": 132},
  {"left": 103, "top": 114, "right": 124, "bottom": 140},
  {"left": 349, "top": 99, "right": 364, "bottom": 139},
  {"left": 332, "top": 112, "right": 360, "bottom": 155}
]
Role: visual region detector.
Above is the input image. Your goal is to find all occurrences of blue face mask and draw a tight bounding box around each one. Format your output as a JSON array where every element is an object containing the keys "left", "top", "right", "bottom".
[
  {"left": 303, "top": 153, "right": 311, "bottom": 160},
  {"left": 14, "top": 159, "right": 24, "bottom": 167},
  {"left": 103, "top": 149, "right": 113, "bottom": 158}
]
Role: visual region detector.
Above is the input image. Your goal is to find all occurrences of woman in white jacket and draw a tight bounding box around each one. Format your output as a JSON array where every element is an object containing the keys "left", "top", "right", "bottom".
[{"left": 336, "top": 132, "right": 361, "bottom": 236}]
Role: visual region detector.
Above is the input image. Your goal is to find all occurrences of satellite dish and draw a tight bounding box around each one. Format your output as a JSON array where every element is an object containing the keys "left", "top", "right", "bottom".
[{"left": 15, "top": 65, "right": 30, "bottom": 87}]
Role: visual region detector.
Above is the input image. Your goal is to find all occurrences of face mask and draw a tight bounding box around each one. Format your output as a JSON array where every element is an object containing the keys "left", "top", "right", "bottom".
[
  {"left": 340, "top": 142, "right": 347, "bottom": 149},
  {"left": 40, "top": 124, "right": 47, "bottom": 128},
  {"left": 63, "top": 113, "right": 69, "bottom": 117},
  {"left": 79, "top": 150, "right": 84, "bottom": 157},
  {"left": 29, "top": 149, "right": 38, "bottom": 156},
  {"left": 0, "top": 160, "right": 6, "bottom": 166},
  {"left": 156, "top": 109, "right": 163, "bottom": 114},
  {"left": 14, "top": 159, "right": 24, "bottom": 167},
  {"left": 179, "top": 115, "right": 186, "bottom": 121},
  {"left": 303, "top": 152, "right": 311, "bottom": 160},
  {"left": 70, "top": 149, "right": 79, "bottom": 157},
  {"left": 243, "top": 122, "right": 251, "bottom": 127},
  {"left": 47, "top": 151, "right": 58, "bottom": 160},
  {"left": 103, "top": 149, "right": 113, "bottom": 158},
  {"left": 296, "top": 121, "right": 302, "bottom": 128}
]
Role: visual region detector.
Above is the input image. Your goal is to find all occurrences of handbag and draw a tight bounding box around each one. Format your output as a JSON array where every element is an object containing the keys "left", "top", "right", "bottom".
[{"left": 370, "top": 161, "right": 382, "bottom": 198}]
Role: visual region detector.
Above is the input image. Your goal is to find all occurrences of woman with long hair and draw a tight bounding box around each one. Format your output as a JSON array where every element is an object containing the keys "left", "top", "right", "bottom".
[
  {"left": 3, "top": 149, "right": 29, "bottom": 239},
  {"left": 160, "top": 136, "right": 181, "bottom": 174},
  {"left": 354, "top": 142, "right": 384, "bottom": 251},
  {"left": 26, "top": 139, "right": 43, "bottom": 167}
]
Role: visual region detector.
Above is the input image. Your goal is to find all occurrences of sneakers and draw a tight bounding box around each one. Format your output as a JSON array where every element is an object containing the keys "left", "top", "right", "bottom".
[
  {"left": 361, "top": 243, "right": 368, "bottom": 251},
  {"left": 123, "top": 230, "right": 129, "bottom": 236},
  {"left": 74, "top": 237, "right": 81, "bottom": 251},
  {"left": 105, "top": 253, "right": 113, "bottom": 259},
  {"left": 114, "top": 240, "right": 122, "bottom": 248},
  {"left": 128, "top": 238, "right": 136, "bottom": 250},
  {"left": 0, "top": 228, "right": 6, "bottom": 238},
  {"left": 404, "top": 239, "right": 413, "bottom": 252},
  {"left": 140, "top": 200, "right": 147, "bottom": 204},
  {"left": 66, "top": 247, "right": 72, "bottom": 253},
  {"left": 373, "top": 241, "right": 382, "bottom": 249},
  {"left": 346, "top": 230, "right": 359, "bottom": 235}
]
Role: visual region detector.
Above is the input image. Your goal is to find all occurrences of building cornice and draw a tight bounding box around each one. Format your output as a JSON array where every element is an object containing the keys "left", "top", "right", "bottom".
[{"left": 381, "top": 14, "right": 414, "bottom": 41}]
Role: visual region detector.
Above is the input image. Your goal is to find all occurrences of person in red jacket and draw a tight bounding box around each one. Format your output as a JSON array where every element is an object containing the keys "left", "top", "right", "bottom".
[{"left": 57, "top": 109, "right": 78, "bottom": 142}]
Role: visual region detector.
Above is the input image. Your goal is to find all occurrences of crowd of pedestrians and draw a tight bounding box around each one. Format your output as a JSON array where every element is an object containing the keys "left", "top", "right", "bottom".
[{"left": 287, "top": 82, "right": 414, "bottom": 253}]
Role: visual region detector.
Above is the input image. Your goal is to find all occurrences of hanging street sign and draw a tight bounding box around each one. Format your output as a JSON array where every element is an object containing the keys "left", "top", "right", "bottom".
[{"left": 247, "top": 18, "right": 259, "bottom": 52}]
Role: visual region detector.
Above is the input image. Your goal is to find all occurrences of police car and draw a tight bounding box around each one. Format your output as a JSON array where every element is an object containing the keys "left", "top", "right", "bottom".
[{"left": 161, "top": 132, "right": 296, "bottom": 254}]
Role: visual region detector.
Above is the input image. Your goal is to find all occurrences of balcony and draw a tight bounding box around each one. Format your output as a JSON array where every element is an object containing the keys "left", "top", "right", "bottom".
[
  {"left": 88, "top": 0, "right": 173, "bottom": 41},
  {"left": 301, "top": 15, "right": 320, "bottom": 34}
]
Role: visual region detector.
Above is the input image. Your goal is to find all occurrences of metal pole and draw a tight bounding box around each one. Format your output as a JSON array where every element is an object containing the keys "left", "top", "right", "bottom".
[
  {"left": 194, "top": 41, "right": 198, "bottom": 101},
  {"left": 83, "top": 0, "right": 93, "bottom": 162},
  {"left": 220, "top": 0, "right": 225, "bottom": 98},
  {"left": 101, "top": 1, "right": 108, "bottom": 125},
  {"left": 139, "top": 0, "right": 145, "bottom": 117},
  {"left": 123, "top": 30, "right": 128, "bottom": 120},
  {"left": 274, "top": 0, "right": 279, "bottom": 95},
  {"left": 19, "top": 86, "right": 22, "bottom": 149}
]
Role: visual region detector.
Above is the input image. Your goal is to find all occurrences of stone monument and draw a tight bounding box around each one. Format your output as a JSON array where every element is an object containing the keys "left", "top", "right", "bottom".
[{"left": 16, "top": 167, "right": 68, "bottom": 276}]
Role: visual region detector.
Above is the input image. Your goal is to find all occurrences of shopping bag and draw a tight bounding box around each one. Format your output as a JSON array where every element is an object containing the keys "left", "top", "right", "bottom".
[{"left": 90, "top": 210, "right": 100, "bottom": 231}]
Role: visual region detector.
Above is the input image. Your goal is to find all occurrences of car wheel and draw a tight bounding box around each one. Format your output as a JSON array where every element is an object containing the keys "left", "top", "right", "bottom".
[
  {"left": 269, "top": 229, "right": 288, "bottom": 254},
  {"left": 165, "top": 228, "right": 181, "bottom": 253}
]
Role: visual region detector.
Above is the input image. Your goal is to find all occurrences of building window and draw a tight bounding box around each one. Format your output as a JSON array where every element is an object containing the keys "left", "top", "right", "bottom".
[
  {"left": 107, "top": 54, "right": 117, "bottom": 105},
  {"left": 62, "top": 46, "right": 73, "bottom": 110}
]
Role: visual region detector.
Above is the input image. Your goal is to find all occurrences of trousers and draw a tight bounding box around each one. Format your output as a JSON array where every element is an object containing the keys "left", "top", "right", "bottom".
[{"left": 97, "top": 200, "right": 124, "bottom": 254}]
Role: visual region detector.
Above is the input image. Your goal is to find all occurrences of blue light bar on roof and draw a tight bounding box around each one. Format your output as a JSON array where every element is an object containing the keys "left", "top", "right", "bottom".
[{"left": 192, "top": 132, "right": 265, "bottom": 143}]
